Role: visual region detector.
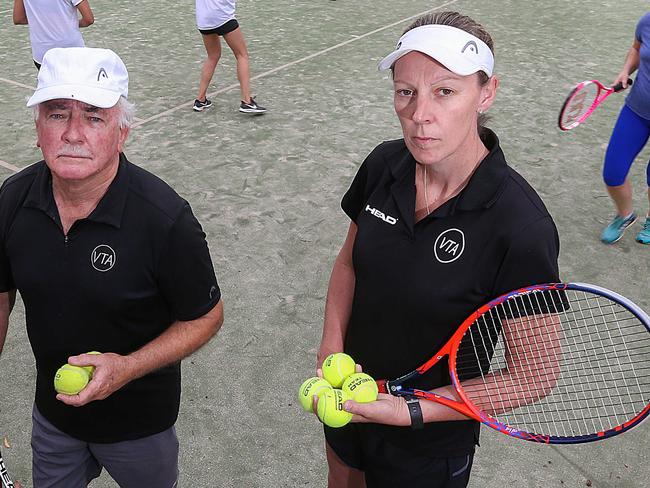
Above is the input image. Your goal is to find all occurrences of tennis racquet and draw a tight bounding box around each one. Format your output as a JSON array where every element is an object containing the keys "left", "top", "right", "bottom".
[
  {"left": 0, "top": 449, "right": 14, "bottom": 488},
  {"left": 558, "top": 79, "right": 632, "bottom": 131},
  {"left": 377, "top": 283, "right": 650, "bottom": 444}
]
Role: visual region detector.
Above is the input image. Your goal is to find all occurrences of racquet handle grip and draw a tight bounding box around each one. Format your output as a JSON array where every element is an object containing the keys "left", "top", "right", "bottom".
[
  {"left": 376, "top": 379, "right": 388, "bottom": 394},
  {"left": 612, "top": 78, "right": 633, "bottom": 92}
]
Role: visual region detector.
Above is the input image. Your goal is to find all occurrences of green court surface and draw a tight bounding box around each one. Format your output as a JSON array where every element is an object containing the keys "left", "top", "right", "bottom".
[{"left": 0, "top": 0, "right": 648, "bottom": 486}]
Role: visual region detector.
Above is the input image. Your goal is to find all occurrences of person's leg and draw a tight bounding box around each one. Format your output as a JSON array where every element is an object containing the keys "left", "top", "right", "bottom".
[
  {"left": 601, "top": 105, "right": 650, "bottom": 243},
  {"left": 222, "top": 27, "right": 251, "bottom": 103},
  {"left": 197, "top": 32, "right": 222, "bottom": 102},
  {"left": 31, "top": 406, "right": 101, "bottom": 488},
  {"left": 326, "top": 442, "right": 366, "bottom": 488},
  {"left": 636, "top": 182, "right": 650, "bottom": 244},
  {"left": 90, "top": 426, "right": 179, "bottom": 488}
]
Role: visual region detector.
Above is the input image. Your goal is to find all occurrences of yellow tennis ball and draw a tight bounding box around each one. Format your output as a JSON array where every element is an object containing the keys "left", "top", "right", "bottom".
[
  {"left": 81, "top": 351, "right": 101, "bottom": 379},
  {"left": 342, "top": 372, "right": 378, "bottom": 403},
  {"left": 54, "top": 364, "right": 89, "bottom": 395},
  {"left": 316, "top": 388, "right": 353, "bottom": 428},
  {"left": 322, "top": 353, "right": 356, "bottom": 388},
  {"left": 298, "top": 377, "right": 333, "bottom": 412}
]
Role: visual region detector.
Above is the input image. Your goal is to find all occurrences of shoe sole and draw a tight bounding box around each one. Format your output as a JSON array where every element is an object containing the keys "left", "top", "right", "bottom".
[
  {"left": 193, "top": 103, "right": 212, "bottom": 112},
  {"left": 239, "top": 108, "right": 266, "bottom": 114},
  {"left": 601, "top": 216, "right": 638, "bottom": 244}
]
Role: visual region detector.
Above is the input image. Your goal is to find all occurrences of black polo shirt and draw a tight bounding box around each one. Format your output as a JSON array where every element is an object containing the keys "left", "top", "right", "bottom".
[
  {"left": 334, "top": 129, "right": 560, "bottom": 456},
  {"left": 0, "top": 154, "right": 221, "bottom": 443}
]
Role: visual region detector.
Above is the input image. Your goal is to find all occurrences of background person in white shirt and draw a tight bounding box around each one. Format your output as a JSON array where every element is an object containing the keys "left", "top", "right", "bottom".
[
  {"left": 194, "top": 0, "right": 266, "bottom": 114},
  {"left": 13, "top": 0, "right": 94, "bottom": 70}
]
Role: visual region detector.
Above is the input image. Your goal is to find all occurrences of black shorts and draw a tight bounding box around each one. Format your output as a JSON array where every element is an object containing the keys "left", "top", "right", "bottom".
[
  {"left": 199, "top": 19, "right": 239, "bottom": 36},
  {"left": 325, "top": 423, "right": 475, "bottom": 488}
]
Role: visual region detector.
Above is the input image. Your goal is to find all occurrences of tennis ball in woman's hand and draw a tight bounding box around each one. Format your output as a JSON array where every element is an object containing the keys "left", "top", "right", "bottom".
[
  {"left": 54, "top": 364, "right": 89, "bottom": 395},
  {"left": 322, "top": 353, "right": 356, "bottom": 388},
  {"left": 298, "top": 377, "right": 333, "bottom": 412},
  {"left": 317, "top": 389, "right": 353, "bottom": 428},
  {"left": 342, "top": 372, "right": 378, "bottom": 403}
]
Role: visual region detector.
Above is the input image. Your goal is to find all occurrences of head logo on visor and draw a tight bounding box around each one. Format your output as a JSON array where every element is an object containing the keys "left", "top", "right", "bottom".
[
  {"left": 461, "top": 40, "right": 478, "bottom": 54},
  {"left": 378, "top": 25, "right": 494, "bottom": 77}
]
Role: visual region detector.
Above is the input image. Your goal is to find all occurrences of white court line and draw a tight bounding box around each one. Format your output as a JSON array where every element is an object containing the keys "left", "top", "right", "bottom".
[
  {"left": 131, "top": 0, "right": 459, "bottom": 129},
  {"left": 0, "top": 77, "right": 34, "bottom": 91},
  {"left": 0, "top": 160, "right": 21, "bottom": 173}
]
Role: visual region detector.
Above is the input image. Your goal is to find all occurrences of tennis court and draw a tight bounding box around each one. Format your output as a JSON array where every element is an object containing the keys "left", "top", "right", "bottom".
[{"left": 0, "top": 0, "right": 648, "bottom": 486}]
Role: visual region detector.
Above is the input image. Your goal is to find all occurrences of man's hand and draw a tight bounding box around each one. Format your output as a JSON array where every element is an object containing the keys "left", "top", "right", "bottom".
[{"left": 56, "top": 352, "right": 130, "bottom": 406}]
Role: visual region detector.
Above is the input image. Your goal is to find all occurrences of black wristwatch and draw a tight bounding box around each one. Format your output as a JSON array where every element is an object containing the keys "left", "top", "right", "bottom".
[{"left": 405, "top": 396, "right": 423, "bottom": 430}]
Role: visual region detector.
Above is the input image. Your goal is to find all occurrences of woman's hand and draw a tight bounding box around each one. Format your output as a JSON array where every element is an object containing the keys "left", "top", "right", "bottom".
[
  {"left": 613, "top": 72, "right": 632, "bottom": 88},
  {"left": 344, "top": 393, "right": 411, "bottom": 427}
]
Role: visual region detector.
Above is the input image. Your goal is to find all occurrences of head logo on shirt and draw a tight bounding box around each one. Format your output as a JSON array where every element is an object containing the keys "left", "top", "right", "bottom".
[
  {"left": 433, "top": 228, "right": 465, "bottom": 264},
  {"left": 91, "top": 245, "right": 116, "bottom": 272}
]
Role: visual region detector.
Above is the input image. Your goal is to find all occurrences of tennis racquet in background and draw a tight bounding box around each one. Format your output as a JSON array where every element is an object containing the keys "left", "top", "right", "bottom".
[
  {"left": 377, "top": 282, "right": 650, "bottom": 444},
  {"left": 0, "top": 449, "right": 14, "bottom": 488},
  {"left": 558, "top": 79, "right": 633, "bottom": 131}
]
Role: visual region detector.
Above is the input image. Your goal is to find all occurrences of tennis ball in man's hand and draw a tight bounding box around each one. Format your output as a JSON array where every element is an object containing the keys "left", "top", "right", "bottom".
[
  {"left": 81, "top": 351, "right": 101, "bottom": 379},
  {"left": 342, "top": 372, "right": 378, "bottom": 403},
  {"left": 322, "top": 353, "right": 356, "bottom": 388},
  {"left": 54, "top": 364, "right": 89, "bottom": 395},
  {"left": 317, "top": 388, "right": 353, "bottom": 428},
  {"left": 298, "top": 377, "right": 333, "bottom": 412}
]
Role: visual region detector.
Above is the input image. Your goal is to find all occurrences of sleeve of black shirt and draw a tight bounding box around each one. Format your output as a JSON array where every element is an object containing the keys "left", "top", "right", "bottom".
[
  {"left": 0, "top": 184, "right": 15, "bottom": 293},
  {"left": 491, "top": 215, "right": 561, "bottom": 296},
  {"left": 341, "top": 156, "right": 370, "bottom": 223},
  {"left": 157, "top": 202, "right": 221, "bottom": 322}
]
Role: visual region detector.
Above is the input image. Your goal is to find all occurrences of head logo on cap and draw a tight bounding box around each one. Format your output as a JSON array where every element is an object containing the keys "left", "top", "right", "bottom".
[
  {"left": 97, "top": 67, "right": 108, "bottom": 81},
  {"left": 461, "top": 40, "right": 478, "bottom": 55}
]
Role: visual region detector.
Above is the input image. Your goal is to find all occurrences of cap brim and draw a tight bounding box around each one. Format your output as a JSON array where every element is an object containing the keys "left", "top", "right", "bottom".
[
  {"left": 26, "top": 84, "right": 121, "bottom": 108},
  {"left": 378, "top": 47, "right": 489, "bottom": 76}
]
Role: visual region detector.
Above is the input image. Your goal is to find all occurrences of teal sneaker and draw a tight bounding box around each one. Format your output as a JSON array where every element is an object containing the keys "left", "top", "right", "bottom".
[
  {"left": 636, "top": 217, "right": 650, "bottom": 244},
  {"left": 600, "top": 213, "right": 637, "bottom": 244}
]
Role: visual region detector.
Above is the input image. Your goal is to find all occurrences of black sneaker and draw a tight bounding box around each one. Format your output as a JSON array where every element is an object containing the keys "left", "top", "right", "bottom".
[
  {"left": 193, "top": 98, "right": 212, "bottom": 112},
  {"left": 239, "top": 97, "right": 266, "bottom": 114}
]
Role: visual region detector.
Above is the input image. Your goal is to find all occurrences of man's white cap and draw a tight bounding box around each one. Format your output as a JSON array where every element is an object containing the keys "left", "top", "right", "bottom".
[
  {"left": 378, "top": 25, "right": 494, "bottom": 76},
  {"left": 27, "top": 47, "right": 129, "bottom": 108}
]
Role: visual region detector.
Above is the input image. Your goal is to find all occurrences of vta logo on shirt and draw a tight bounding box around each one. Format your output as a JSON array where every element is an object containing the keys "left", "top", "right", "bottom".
[
  {"left": 91, "top": 244, "right": 116, "bottom": 272},
  {"left": 433, "top": 228, "right": 465, "bottom": 263},
  {"left": 365, "top": 204, "right": 398, "bottom": 225}
]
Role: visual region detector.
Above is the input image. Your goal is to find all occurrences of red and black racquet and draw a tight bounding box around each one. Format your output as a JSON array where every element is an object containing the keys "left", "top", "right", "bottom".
[
  {"left": 377, "top": 283, "right": 650, "bottom": 444},
  {"left": 558, "top": 79, "right": 632, "bottom": 131}
]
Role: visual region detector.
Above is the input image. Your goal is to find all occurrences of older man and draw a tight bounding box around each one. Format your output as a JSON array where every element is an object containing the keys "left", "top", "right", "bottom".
[{"left": 0, "top": 47, "right": 223, "bottom": 487}]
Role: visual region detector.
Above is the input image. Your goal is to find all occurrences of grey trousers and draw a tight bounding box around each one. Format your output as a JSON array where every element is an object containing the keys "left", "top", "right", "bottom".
[{"left": 31, "top": 406, "right": 179, "bottom": 488}]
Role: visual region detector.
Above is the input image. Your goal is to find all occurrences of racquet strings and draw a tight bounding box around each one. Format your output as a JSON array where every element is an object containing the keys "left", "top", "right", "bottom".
[
  {"left": 560, "top": 82, "right": 600, "bottom": 129},
  {"left": 455, "top": 288, "right": 650, "bottom": 438}
]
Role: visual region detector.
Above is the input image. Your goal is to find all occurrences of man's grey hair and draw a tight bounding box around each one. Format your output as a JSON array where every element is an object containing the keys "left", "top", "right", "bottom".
[{"left": 32, "top": 96, "right": 136, "bottom": 129}]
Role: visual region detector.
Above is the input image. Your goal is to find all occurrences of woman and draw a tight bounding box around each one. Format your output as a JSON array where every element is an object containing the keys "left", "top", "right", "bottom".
[
  {"left": 317, "top": 11, "right": 560, "bottom": 488},
  {"left": 13, "top": 0, "right": 94, "bottom": 70},
  {"left": 600, "top": 12, "right": 650, "bottom": 244},
  {"left": 193, "top": 0, "right": 266, "bottom": 114}
]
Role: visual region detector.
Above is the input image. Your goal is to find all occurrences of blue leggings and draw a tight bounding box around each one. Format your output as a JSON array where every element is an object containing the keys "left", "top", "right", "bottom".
[{"left": 603, "top": 104, "right": 650, "bottom": 187}]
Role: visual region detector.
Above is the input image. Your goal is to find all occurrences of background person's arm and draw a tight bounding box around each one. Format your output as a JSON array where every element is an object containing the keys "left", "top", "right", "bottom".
[
  {"left": 614, "top": 39, "right": 641, "bottom": 88},
  {"left": 76, "top": 0, "right": 94, "bottom": 27},
  {"left": 13, "top": 0, "right": 28, "bottom": 24}
]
